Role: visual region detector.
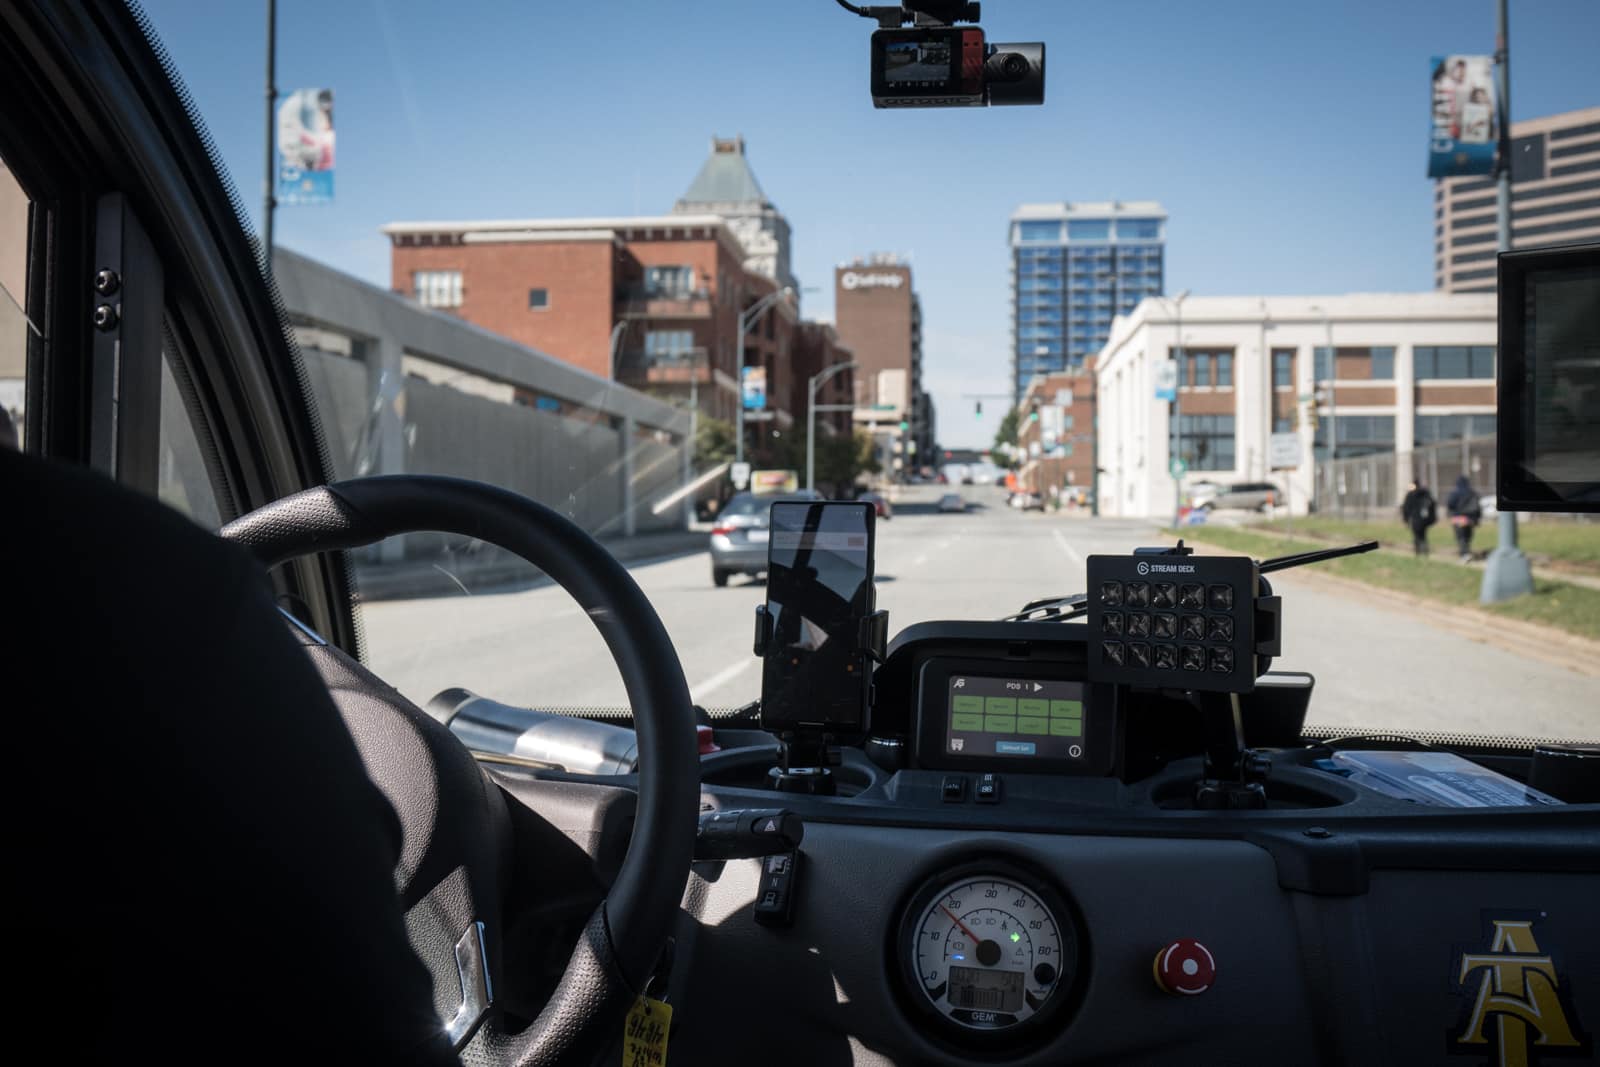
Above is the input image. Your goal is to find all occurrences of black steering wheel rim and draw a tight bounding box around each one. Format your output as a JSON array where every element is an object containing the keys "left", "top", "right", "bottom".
[{"left": 222, "top": 474, "right": 698, "bottom": 1064}]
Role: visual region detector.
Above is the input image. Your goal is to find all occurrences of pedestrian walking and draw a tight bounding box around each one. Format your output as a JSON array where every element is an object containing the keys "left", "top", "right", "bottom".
[
  {"left": 1445, "top": 474, "right": 1482, "bottom": 563},
  {"left": 1400, "top": 480, "right": 1437, "bottom": 556}
]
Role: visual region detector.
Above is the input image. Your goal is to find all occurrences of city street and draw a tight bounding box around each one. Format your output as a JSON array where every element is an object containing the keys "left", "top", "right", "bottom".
[{"left": 361, "top": 486, "right": 1594, "bottom": 740}]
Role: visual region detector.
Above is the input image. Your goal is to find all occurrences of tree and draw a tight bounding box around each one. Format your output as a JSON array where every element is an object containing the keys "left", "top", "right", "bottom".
[
  {"left": 992, "top": 408, "right": 1021, "bottom": 470},
  {"left": 815, "top": 430, "right": 881, "bottom": 496},
  {"left": 695, "top": 416, "right": 736, "bottom": 468}
]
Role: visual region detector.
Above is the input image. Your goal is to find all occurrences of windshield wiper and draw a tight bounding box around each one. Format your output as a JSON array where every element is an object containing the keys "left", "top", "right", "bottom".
[{"left": 1003, "top": 540, "right": 1380, "bottom": 623}]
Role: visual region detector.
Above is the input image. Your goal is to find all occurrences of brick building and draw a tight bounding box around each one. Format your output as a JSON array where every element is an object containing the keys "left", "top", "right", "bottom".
[
  {"left": 383, "top": 214, "right": 795, "bottom": 427},
  {"left": 834, "top": 254, "right": 935, "bottom": 476},
  {"left": 1014, "top": 370, "right": 1098, "bottom": 498},
  {"left": 792, "top": 321, "right": 856, "bottom": 438}
]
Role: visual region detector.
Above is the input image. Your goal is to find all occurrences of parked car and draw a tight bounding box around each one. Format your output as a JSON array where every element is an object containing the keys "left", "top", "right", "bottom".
[
  {"left": 857, "top": 491, "right": 892, "bottom": 520},
  {"left": 938, "top": 493, "right": 967, "bottom": 513},
  {"left": 709, "top": 490, "right": 821, "bottom": 586},
  {"left": 1188, "top": 480, "right": 1224, "bottom": 510},
  {"left": 1008, "top": 491, "right": 1044, "bottom": 511},
  {"left": 1201, "top": 481, "right": 1282, "bottom": 512}
]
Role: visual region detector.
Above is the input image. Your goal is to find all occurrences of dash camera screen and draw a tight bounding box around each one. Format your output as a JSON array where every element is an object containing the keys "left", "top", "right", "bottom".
[
  {"left": 945, "top": 675, "right": 1088, "bottom": 760},
  {"left": 883, "top": 39, "right": 954, "bottom": 85}
]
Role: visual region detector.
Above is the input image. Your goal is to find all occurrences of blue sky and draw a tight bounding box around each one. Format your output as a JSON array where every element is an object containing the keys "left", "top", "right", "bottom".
[{"left": 140, "top": 0, "right": 1598, "bottom": 448}]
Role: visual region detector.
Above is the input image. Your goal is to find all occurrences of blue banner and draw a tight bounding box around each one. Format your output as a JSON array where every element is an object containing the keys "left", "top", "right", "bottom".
[
  {"left": 1428, "top": 56, "right": 1497, "bottom": 178},
  {"left": 277, "top": 88, "right": 335, "bottom": 204},
  {"left": 741, "top": 366, "right": 767, "bottom": 411}
]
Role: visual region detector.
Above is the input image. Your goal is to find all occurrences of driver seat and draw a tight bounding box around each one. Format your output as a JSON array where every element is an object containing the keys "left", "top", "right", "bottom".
[{"left": 5, "top": 447, "right": 460, "bottom": 1065}]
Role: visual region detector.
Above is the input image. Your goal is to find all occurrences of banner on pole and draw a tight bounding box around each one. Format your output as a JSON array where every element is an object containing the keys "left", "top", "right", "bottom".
[
  {"left": 741, "top": 366, "right": 767, "bottom": 411},
  {"left": 277, "top": 88, "right": 335, "bottom": 204},
  {"left": 1428, "top": 56, "right": 1497, "bottom": 178}
]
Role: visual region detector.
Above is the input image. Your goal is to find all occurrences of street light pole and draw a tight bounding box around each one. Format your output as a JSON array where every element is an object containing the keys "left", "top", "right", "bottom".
[
  {"left": 262, "top": 0, "right": 276, "bottom": 268},
  {"left": 735, "top": 286, "right": 793, "bottom": 466},
  {"left": 1481, "top": 0, "right": 1534, "bottom": 602},
  {"left": 807, "top": 360, "right": 859, "bottom": 491},
  {"left": 1156, "top": 289, "right": 1190, "bottom": 528}
]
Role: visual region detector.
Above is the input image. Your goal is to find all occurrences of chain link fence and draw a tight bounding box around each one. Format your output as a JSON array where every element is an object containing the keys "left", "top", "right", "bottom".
[{"left": 1314, "top": 434, "right": 1498, "bottom": 520}]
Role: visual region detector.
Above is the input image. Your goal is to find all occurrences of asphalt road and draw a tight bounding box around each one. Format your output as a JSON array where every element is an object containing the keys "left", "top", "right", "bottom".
[{"left": 360, "top": 485, "right": 1594, "bottom": 740}]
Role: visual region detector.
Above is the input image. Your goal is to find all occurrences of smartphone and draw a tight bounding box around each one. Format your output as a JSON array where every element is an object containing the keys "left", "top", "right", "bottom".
[{"left": 759, "top": 501, "right": 876, "bottom": 736}]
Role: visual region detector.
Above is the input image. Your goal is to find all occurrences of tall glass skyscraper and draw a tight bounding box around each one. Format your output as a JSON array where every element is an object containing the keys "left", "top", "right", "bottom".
[{"left": 1009, "top": 201, "right": 1167, "bottom": 399}]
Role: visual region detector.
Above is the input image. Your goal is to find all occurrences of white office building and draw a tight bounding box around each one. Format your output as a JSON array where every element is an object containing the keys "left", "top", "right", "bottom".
[{"left": 1094, "top": 293, "right": 1497, "bottom": 520}]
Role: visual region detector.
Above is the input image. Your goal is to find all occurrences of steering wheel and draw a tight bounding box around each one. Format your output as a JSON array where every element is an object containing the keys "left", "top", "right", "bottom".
[{"left": 222, "top": 475, "right": 699, "bottom": 1065}]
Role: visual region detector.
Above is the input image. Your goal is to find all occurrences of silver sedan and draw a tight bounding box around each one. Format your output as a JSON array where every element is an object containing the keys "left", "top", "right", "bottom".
[{"left": 709, "top": 491, "right": 821, "bottom": 586}]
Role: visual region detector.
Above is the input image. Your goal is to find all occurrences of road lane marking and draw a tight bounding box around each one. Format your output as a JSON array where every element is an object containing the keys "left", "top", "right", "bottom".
[
  {"left": 1052, "top": 528, "right": 1083, "bottom": 567},
  {"left": 689, "top": 659, "right": 755, "bottom": 705}
]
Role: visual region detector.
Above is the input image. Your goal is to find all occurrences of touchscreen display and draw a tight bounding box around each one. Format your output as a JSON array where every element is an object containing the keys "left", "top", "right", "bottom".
[
  {"left": 945, "top": 675, "right": 1088, "bottom": 760},
  {"left": 1521, "top": 263, "right": 1600, "bottom": 500}
]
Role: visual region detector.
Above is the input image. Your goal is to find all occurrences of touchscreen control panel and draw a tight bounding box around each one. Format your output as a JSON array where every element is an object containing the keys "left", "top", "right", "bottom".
[
  {"left": 946, "top": 674, "right": 1088, "bottom": 761},
  {"left": 913, "top": 656, "right": 1117, "bottom": 776}
]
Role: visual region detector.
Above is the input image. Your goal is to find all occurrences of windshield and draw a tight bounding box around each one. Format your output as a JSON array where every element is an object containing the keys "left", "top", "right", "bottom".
[{"left": 140, "top": 0, "right": 1599, "bottom": 740}]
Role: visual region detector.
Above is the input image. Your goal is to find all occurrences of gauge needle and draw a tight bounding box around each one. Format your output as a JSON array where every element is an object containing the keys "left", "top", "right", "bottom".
[{"left": 941, "top": 905, "right": 980, "bottom": 943}]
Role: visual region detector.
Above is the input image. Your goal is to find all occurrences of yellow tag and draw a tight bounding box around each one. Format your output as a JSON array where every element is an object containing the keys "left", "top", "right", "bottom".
[{"left": 622, "top": 995, "right": 672, "bottom": 1067}]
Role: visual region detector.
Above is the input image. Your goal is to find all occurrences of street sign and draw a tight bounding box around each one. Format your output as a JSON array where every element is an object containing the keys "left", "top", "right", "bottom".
[
  {"left": 1155, "top": 359, "right": 1178, "bottom": 402},
  {"left": 730, "top": 462, "right": 751, "bottom": 489},
  {"left": 1269, "top": 432, "right": 1300, "bottom": 470},
  {"left": 1169, "top": 456, "right": 1187, "bottom": 478},
  {"left": 744, "top": 410, "right": 775, "bottom": 422}
]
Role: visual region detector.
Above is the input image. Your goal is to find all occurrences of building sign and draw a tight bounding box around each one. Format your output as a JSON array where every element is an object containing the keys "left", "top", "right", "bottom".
[
  {"left": 741, "top": 365, "right": 767, "bottom": 410},
  {"left": 1428, "top": 55, "right": 1497, "bottom": 178},
  {"left": 1155, "top": 359, "right": 1178, "bottom": 402},
  {"left": 1269, "top": 432, "right": 1301, "bottom": 470},
  {"left": 752, "top": 469, "right": 798, "bottom": 493},
  {"left": 840, "top": 271, "right": 905, "bottom": 290},
  {"left": 277, "top": 89, "right": 335, "bottom": 204}
]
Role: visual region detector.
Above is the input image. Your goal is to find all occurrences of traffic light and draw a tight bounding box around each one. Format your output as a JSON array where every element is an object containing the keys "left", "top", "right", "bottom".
[
  {"left": 975, "top": 400, "right": 983, "bottom": 417},
  {"left": 899, "top": 420, "right": 910, "bottom": 432},
  {"left": 1028, "top": 411, "right": 1039, "bottom": 423}
]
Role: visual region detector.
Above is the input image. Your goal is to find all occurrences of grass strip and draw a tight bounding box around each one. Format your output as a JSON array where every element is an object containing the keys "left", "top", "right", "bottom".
[{"left": 1170, "top": 525, "right": 1600, "bottom": 641}]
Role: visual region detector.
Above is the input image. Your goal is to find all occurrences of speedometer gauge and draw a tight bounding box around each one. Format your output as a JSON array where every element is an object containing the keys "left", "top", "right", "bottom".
[{"left": 897, "top": 862, "right": 1080, "bottom": 1041}]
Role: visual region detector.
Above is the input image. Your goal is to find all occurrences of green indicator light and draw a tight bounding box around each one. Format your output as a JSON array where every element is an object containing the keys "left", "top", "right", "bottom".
[{"left": 1010, "top": 932, "right": 1021, "bottom": 943}]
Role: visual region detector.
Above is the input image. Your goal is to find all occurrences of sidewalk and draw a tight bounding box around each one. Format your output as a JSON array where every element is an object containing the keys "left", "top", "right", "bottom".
[{"left": 353, "top": 528, "right": 707, "bottom": 601}]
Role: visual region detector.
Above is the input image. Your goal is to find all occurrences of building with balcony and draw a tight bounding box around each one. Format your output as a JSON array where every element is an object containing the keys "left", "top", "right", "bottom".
[
  {"left": 1434, "top": 106, "right": 1600, "bottom": 293},
  {"left": 1093, "top": 292, "right": 1496, "bottom": 520},
  {"left": 1009, "top": 201, "right": 1166, "bottom": 400}
]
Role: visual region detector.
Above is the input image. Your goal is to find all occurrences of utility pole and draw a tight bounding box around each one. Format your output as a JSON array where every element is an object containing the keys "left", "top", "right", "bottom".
[
  {"left": 1158, "top": 289, "right": 1190, "bottom": 528},
  {"left": 1481, "top": 0, "right": 1535, "bottom": 602},
  {"left": 262, "top": 0, "right": 276, "bottom": 269}
]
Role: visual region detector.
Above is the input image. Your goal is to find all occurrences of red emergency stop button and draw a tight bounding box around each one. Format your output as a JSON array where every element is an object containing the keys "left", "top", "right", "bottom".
[
  {"left": 696, "top": 725, "right": 720, "bottom": 756},
  {"left": 1153, "top": 939, "right": 1215, "bottom": 995}
]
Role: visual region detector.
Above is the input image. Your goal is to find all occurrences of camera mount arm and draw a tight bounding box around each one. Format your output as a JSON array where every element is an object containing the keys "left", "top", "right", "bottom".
[{"left": 835, "top": 1, "right": 981, "bottom": 28}]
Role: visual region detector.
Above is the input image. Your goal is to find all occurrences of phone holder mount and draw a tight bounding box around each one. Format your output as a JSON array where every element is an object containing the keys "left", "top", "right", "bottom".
[{"left": 754, "top": 606, "right": 889, "bottom": 795}]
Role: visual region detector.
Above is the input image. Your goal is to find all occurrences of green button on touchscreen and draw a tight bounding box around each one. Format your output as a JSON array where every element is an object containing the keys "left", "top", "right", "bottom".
[{"left": 946, "top": 675, "right": 1089, "bottom": 761}]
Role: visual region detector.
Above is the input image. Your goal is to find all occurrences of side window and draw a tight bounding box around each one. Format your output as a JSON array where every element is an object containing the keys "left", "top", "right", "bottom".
[
  {"left": 157, "top": 342, "right": 224, "bottom": 529},
  {"left": 1, "top": 154, "right": 30, "bottom": 450}
]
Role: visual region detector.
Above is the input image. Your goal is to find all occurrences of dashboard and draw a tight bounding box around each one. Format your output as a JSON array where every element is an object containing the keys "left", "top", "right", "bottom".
[{"left": 462, "top": 618, "right": 1600, "bottom": 1065}]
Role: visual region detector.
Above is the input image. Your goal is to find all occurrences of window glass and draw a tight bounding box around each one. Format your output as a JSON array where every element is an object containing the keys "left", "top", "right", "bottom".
[
  {"left": 1115, "top": 218, "right": 1160, "bottom": 239},
  {"left": 1215, "top": 353, "right": 1233, "bottom": 388},
  {"left": 644, "top": 265, "right": 695, "bottom": 296},
  {"left": 157, "top": 347, "right": 224, "bottom": 529},
  {"left": 1314, "top": 346, "right": 1334, "bottom": 381},
  {"left": 1191, "top": 353, "right": 1211, "bottom": 387},
  {"left": 528, "top": 287, "right": 548, "bottom": 310},
  {"left": 413, "top": 269, "right": 462, "bottom": 308},
  {"left": 1016, "top": 220, "right": 1060, "bottom": 243},
  {"left": 0, "top": 154, "right": 29, "bottom": 451},
  {"left": 1178, "top": 414, "right": 1234, "bottom": 470},
  {"left": 1370, "top": 346, "right": 1395, "bottom": 379},
  {"left": 1066, "top": 219, "right": 1110, "bottom": 240},
  {"left": 1272, "top": 349, "right": 1294, "bottom": 389},
  {"left": 645, "top": 330, "right": 693, "bottom": 358}
]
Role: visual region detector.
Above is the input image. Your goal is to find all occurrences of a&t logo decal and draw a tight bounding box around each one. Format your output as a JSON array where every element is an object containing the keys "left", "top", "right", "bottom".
[{"left": 1449, "top": 913, "right": 1587, "bottom": 1067}]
